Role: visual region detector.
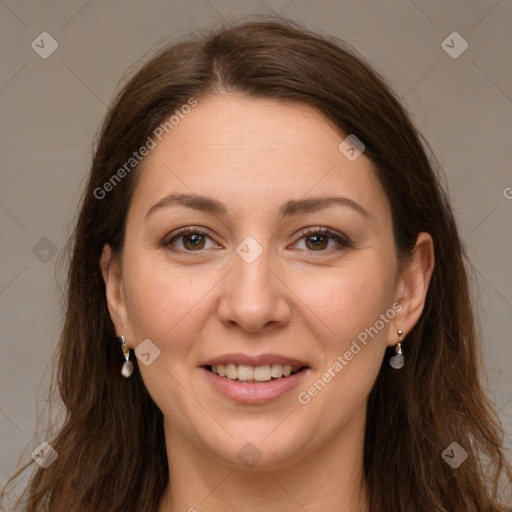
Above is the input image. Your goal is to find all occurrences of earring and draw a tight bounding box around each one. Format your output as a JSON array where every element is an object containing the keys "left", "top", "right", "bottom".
[
  {"left": 389, "top": 329, "right": 404, "bottom": 369},
  {"left": 119, "top": 335, "right": 134, "bottom": 378}
]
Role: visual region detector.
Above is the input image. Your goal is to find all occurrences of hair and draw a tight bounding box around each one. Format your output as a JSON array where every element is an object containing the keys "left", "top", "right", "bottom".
[{"left": 2, "top": 15, "right": 511, "bottom": 512}]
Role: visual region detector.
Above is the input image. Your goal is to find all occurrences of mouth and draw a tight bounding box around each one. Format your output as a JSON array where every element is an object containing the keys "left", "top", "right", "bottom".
[
  {"left": 200, "top": 353, "right": 311, "bottom": 403},
  {"left": 204, "top": 363, "right": 308, "bottom": 384}
]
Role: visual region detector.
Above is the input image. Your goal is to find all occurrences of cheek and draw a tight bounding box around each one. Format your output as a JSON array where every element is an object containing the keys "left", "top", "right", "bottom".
[
  {"left": 292, "top": 264, "right": 394, "bottom": 426},
  {"left": 122, "top": 251, "right": 219, "bottom": 352},
  {"left": 295, "top": 257, "right": 397, "bottom": 352}
]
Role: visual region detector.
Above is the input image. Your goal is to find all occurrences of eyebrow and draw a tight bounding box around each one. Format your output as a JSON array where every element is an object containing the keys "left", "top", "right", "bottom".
[{"left": 145, "top": 193, "right": 370, "bottom": 220}]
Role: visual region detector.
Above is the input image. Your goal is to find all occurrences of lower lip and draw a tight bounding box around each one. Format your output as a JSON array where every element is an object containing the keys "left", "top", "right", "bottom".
[{"left": 201, "top": 367, "right": 310, "bottom": 404}]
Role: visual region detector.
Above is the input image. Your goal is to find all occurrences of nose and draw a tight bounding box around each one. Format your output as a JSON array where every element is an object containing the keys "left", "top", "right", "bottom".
[{"left": 216, "top": 241, "right": 291, "bottom": 333}]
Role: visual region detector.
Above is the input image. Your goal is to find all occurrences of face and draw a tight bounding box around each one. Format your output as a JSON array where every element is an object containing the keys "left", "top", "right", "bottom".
[{"left": 102, "top": 94, "right": 430, "bottom": 470}]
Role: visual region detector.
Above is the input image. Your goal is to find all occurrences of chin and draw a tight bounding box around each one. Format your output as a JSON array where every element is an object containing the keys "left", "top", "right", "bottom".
[{"left": 198, "top": 424, "right": 311, "bottom": 471}]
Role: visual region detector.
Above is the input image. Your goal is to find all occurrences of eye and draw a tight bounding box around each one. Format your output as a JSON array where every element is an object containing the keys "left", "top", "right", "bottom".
[
  {"left": 292, "top": 227, "right": 352, "bottom": 252},
  {"left": 163, "top": 226, "right": 352, "bottom": 253},
  {"left": 164, "top": 227, "right": 219, "bottom": 252}
]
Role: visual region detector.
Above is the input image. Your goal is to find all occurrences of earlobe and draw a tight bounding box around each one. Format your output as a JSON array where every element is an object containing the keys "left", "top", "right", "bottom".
[
  {"left": 99, "top": 244, "right": 131, "bottom": 340},
  {"left": 390, "top": 232, "right": 435, "bottom": 345}
]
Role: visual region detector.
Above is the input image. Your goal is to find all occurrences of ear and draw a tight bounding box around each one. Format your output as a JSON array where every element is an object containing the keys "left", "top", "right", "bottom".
[
  {"left": 388, "top": 232, "right": 435, "bottom": 346},
  {"left": 100, "top": 244, "right": 133, "bottom": 345}
]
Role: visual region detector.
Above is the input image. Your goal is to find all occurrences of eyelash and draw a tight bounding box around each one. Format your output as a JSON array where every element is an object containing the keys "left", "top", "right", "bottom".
[{"left": 163, "top": 226, "right": 352, "bottom": 254}]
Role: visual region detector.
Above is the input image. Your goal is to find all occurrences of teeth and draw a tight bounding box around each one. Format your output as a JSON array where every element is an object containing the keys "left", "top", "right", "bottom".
[
  {"left": 254, "top": 365, "right": 272, "bottom": 381},
  {"left": 210, "top": 363, "right": 300, "bottom": 382},
  {"left": 238, "top": 365, "right": 253, "bottom": 381},
  {"left": 271, "top": 364, "right": 283, "bottom": 378},
  {"left": 226, "top": 363, "right": 237, "bottom": 379}
]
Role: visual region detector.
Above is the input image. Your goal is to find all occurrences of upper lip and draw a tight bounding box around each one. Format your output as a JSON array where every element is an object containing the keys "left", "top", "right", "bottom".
[{"left": 201, "top": 353, "right": 309, "bottom": 368}]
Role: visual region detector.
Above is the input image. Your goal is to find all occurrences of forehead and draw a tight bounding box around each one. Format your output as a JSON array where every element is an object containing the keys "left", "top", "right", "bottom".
[{"left": 128, "top": 94, "right": 388, "bottom": 223}]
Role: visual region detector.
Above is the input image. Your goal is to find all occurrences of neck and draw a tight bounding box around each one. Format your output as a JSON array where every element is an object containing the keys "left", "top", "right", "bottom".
[{"left": 158, "top": 411, "right": 370, "bottom": 512}]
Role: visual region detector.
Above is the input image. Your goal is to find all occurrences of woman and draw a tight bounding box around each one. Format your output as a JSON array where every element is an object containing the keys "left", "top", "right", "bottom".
[{"left": 2, "top": 16, "right": 511, "bottom": 512}]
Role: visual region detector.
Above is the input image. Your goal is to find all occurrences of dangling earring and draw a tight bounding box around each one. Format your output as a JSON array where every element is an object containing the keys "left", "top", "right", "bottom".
[
  {"left": 119, "top": 335, "right": 134, "bottom": 378},
  {"left": 389, "top": 329, "right": 404, "bottom": 369}
]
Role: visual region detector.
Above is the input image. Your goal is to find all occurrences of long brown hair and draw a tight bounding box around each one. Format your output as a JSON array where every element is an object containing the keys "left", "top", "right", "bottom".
[{"left": 2, "top": 15, "right": 511, "bottom": 512}]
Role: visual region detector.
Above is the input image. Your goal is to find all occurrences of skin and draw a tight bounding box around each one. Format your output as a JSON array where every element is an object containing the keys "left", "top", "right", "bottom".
[{"left": 100, "top": 94, "right": 434, "bottom": 512}]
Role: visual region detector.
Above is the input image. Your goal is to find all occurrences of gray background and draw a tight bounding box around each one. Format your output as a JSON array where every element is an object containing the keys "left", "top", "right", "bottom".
[{"left": 1, "top": 0, "right": 511, "bottom": 494}]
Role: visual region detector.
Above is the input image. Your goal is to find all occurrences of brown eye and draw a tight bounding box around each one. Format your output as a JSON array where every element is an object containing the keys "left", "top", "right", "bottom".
[
  {"left": 164, "top": 226, "right": 351, "bottom": 254},
  {"left": 294, "top": 228, "right": 351, "bottom": 252},
  {"left": 181, "top": 232, "right": 206, "bottom": 250},
  {"left": 304, "top": 233, "right": 329, "bottom": 251},
  {"left": 165, "top": 228, "right": 216, "bottom": 252}
]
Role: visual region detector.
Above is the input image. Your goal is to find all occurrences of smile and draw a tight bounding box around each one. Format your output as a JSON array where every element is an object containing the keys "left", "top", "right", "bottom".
[
  {"left": 206, "top": 363, "right": 304, "bottom": 383},
  {"left": 202, "top": 364, "right": 310, "bottom": 404}
]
